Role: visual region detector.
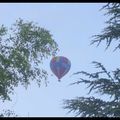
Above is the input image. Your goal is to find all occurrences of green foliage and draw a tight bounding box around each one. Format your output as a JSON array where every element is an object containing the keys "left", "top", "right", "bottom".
[
  {"left": 0, "top": 109, "right": 17, "bottom": 117},
  {"left": 0, "top": 18, "right": 58, "bottom": 102},
  {"left": 63, "top": 3, "right": 120, "bottom": 117},
  {"left": 63, "top": 97, "right": 120, "bottom": 117},
  {"left": 91, "top": 3, "right": 120, "bottom": 51},
  {"left": 64, "top": 62, "right": 120, "bottom": 117}
]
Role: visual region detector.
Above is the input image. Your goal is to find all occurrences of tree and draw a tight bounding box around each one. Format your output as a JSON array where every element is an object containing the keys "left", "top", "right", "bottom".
[
  {"left": 0, "top": 18, "right": 58, "bottom": 116},
  {"left": 0, "top": 110, "right": 17, "bottom": 117},
  {"left": 63, "top": 3, "right": 120, "bottom": 117}
]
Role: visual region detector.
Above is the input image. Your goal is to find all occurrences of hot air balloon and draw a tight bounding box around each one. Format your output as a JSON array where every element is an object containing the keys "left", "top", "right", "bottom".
[{"left": 50, "top": 56, "right": 71, "bottom": 81}]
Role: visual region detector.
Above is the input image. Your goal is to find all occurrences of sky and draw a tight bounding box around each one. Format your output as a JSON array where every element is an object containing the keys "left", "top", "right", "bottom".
[{"left": 0, "top": 3, "right": 120, "bottom": 117}]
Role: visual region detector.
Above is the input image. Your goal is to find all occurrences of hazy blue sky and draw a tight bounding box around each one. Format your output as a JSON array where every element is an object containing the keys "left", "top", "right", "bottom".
[{"left": 0, "top": 3, "right": 119, "bottom": 117}]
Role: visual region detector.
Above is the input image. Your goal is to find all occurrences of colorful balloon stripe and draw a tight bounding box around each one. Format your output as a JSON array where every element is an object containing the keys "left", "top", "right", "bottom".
[{"left": 50, "top": 56, "right": 71, "bottom": 81}]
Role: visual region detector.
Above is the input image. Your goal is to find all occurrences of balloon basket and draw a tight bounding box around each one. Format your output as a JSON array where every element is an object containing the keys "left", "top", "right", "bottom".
[{"left": 58, "top": 79, "right": 61, "bottom": 82}]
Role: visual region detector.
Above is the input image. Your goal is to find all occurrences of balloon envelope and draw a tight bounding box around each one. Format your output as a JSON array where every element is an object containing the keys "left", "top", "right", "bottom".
[{"left": 50, "top": 56, "right": 71, "bottom": 80}]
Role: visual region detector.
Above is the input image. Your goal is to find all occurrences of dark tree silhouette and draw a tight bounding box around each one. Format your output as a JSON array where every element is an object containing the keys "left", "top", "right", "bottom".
[{"left": 63, "top": 3, "right": 120, "bottom": 117}]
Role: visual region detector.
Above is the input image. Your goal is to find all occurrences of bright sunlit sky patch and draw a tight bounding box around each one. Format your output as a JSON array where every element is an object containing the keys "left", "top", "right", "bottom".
[{"left": 0, "top": 3, "right": 119, "bottom": 117}]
